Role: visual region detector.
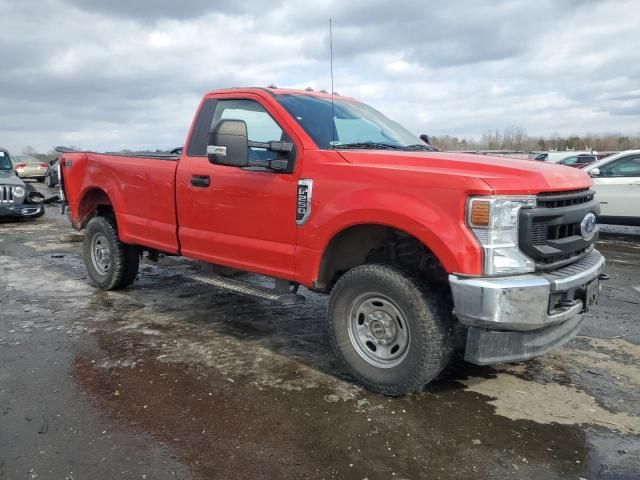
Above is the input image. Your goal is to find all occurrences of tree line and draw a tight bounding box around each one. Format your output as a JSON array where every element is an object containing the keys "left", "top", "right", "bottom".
[
  {"left": 12, "top": 129, "right": 640, "bottom": 158},
  {"left": 431, "top": 127, "right": 640, "bottom": 152}
]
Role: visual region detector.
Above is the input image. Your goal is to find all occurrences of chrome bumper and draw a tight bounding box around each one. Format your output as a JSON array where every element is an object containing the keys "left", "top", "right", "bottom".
[{"left": 449, "top": 250, "right": 605, "bottom": 364}]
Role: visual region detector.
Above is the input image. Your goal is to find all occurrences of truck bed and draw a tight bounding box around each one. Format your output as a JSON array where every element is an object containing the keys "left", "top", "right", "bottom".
[{"left": 60, "top": 150, "right": 181, "bottom": 253}]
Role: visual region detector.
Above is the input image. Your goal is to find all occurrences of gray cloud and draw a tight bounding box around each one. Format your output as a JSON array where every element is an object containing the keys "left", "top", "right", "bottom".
[
  {"left": 61, "top": 0, "right": 259, "bottom": 20},
  {"left": 0, "top": 0, "right": 638, "bottom": 153}
]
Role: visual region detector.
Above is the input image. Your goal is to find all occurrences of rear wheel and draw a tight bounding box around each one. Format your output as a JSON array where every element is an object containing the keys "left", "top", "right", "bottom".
[
  {"left": 328, "top": 264, "right": 453, "bottom": 396},
  {"left": 83, "top": 216, "right": 139, "bottom": 290},
  {"left": 45, "top": 174, "right": 55, "bottom": 187}
]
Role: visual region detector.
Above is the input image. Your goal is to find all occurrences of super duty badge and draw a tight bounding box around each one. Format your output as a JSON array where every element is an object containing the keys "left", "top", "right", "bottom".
[{"left": 296, "top": 179, "right": 313, "bottom": 226}]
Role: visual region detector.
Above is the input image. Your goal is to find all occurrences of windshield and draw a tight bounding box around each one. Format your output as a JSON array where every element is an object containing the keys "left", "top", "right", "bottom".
[
  {"left": 276, "top": 94, "right": 431, "bottom": 151},
  {"left": 0, "top": 151, "right": 11, "bottom": 170}
]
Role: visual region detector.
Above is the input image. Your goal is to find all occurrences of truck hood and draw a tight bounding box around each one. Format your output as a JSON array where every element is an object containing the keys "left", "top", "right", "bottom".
[
  {"left": 338, "top": 150, "right": 592, "bottom": 194},
  {"left": 0, "top": 170, "right": 25, "bottom": 186}
]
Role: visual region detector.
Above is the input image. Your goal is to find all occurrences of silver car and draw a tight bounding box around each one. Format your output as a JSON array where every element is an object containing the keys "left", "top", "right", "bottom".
[{"left": 12, "top": 154, "right": 48, "bottom": 182}]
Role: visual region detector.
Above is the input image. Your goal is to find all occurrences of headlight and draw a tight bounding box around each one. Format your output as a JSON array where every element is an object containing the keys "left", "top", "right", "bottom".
[
  {"left": 13, "top": 186, "right": 25, "bottom": 197},
  {"left": 467, "top": 195, "right": 537, "bottom": 275}
]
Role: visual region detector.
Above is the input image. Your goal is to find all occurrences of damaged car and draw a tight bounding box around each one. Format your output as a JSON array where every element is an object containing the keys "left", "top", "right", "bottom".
[{"left": 0, "top": 149, "right": 45, "bottom": 218}]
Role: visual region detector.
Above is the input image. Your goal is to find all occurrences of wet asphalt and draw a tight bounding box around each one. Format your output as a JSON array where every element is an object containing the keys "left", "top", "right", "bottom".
[{"left": 0, "top": 183, "right": 639, "bottom": 480}]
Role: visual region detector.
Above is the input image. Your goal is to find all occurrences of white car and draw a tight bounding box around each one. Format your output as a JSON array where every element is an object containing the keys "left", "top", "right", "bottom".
[
  {"left": 583, "top": 149, "right": 640, "bottom": 226},
  {"left": 533, "top": 151, "right": 593, "bottom": 163}
]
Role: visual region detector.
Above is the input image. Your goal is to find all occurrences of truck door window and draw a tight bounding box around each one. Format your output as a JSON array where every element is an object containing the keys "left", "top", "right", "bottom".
[
  {"left": 212, "top": 100, "right": 287, "bottom": 161},
  {"left": 186, "top": 99, "right": 217, "bottom": 156}
]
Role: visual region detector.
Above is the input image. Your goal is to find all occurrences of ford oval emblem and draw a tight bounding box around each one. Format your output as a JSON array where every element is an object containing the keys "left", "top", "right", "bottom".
[{"left": 580, "top": 212, "right": 597, "bottom": 239}]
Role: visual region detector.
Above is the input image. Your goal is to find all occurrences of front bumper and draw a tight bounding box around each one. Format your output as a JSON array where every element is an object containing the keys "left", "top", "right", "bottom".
[
  {"left": 449, "top": 249, "right": 605, "bottom": 364},
  {"left": 0, "top": 204, "right": 44, "bottom": 218}
]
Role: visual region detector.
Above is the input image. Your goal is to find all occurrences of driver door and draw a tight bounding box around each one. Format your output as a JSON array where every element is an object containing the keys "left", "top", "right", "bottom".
[{"left": 176, "top": 96, "right": 302, "bottom": 280}]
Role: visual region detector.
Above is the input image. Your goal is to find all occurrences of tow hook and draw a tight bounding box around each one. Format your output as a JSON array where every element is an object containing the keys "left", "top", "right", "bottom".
[{"left": 598, "top": 273, "right": 610, "bottom": 281}]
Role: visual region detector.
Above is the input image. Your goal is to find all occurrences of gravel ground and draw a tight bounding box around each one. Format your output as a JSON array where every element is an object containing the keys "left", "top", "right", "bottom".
[{"left": 1, "top": 183, "right": 639, "bottom": 480}]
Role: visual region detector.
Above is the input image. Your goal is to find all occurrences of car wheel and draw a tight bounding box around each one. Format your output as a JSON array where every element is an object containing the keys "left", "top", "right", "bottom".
[
  {"left": 328, "top": 263, "right": 454, "bottom": 396},
  {"left": 45, "top": 174, "right": 55, "bottom": 187},
  {"left": 83, "top": 216, "right": 140, "bottom": 290}
]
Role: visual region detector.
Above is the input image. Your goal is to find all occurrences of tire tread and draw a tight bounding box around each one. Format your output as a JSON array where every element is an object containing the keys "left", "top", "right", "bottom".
[
  {"left": 83, "top": 216, "right": 139, "bottom": 290},
  {"left": 328, "top": 263, "right": 453, "bottom": 396}
]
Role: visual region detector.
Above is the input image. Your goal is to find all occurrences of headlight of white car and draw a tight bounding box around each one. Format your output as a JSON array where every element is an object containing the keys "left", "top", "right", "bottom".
[
  {"left": 13, "top": 186, "right": 25, "bottom": 197},
  {"left": 467, "top": 195, "right": 537, "bottom": 275}
]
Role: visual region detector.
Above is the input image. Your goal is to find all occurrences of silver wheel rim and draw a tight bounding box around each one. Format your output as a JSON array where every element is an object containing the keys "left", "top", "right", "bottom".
[
  {"left": 347, "top": 293, "right": 410, "bottom": 368},
  {"left": 90, "top": 233, "right": 111, "bottom": 276}
]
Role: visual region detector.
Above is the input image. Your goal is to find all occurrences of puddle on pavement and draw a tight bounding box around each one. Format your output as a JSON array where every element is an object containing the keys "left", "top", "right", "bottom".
[{"left": 70, "top": 331, "right": 639, "bottom": 480}]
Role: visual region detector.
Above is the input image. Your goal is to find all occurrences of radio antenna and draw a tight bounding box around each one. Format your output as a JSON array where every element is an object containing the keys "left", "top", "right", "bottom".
[{"left": 329, "top": 18, "right": 335, "bottom": 148}]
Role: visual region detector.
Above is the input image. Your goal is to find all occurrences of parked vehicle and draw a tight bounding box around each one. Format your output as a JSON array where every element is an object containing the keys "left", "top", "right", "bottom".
[
  {"left": 533, "top": 151, "right": 593, "bottom": 163},
  {"left": 584, "top": 149, "right": 640, "bottom": 226},
  {"left": 557, "top": 154, "right": 597, "bottom": 168},
  {"left": 57, "top": 87, "right": 605, "bottom": 395},
  {"left": 45, "top": 158, "right": 60, "bottom": 187},
  {"left": 12, "top": 154, "right": 48, "bottom": 182},
  {"left": 0, "top": 149, "right": 45, "bottom": 218}
]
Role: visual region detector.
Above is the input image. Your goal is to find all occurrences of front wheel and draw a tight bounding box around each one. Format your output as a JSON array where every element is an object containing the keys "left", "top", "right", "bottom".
[
  {"left": 328, "top": 264, "right": 453, "bottom": 396},
  {"left": 83, "top": 216, "right": 140, "bottom": 290}
]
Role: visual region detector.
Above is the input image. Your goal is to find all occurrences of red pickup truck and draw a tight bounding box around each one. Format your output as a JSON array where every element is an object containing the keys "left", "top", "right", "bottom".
[{"left": 58, "top": 87, "right": 605, "bottom": 395}]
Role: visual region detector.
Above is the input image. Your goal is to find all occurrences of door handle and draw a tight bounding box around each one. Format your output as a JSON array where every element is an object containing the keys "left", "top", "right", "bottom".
[{"left": 191, "top": 175, "right": 210, "bottom": 188}]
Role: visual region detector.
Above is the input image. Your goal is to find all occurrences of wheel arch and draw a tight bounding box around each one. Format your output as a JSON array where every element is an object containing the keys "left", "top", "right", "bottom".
[
  {"left": 313, "top": 222, "right": 451, "bottom": 292},
  {"left": 75, "top": 186, "right": 115, "bottom": 229}
]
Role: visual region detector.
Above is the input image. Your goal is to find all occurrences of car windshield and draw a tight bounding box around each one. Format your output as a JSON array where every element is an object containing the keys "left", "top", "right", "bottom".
[
  {"left": 276, "top": 94, "right": 432, "bottom": 151},
  {"left": 0, "top": 151, "right": 11, "bottom": 170}
]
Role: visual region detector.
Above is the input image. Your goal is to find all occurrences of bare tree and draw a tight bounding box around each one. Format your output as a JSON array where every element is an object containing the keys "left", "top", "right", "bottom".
[{"left": 21, "top": 145, "right": 38, "bottom": 156}]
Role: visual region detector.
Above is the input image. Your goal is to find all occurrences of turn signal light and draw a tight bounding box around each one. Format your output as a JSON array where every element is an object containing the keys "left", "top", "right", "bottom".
[
  {"left": 470, "top": 200, "right": 490, "bottom": 226},
  {"left": 15, "top": 163, "right": 27, "bottom": 169}
]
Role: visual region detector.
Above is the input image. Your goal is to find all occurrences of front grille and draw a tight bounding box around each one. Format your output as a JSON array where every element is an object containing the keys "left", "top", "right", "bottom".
[
  {"left": 0, "top": 185, "right": 15, "bottom": 203},
  {"left": 537, "top": 189, "right": 594, "bottom": 208},
  {"left": 519, "top": 189, "right": 600, "bottom": 271},
  {"left": 531, "top": 221, "right": 580, "bottom": 245},
  {"left": 536, "top": 246, "right": 590, "bottom": 267}
]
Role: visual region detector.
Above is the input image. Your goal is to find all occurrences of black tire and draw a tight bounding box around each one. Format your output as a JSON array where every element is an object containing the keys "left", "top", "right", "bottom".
[
  {"left": 45, "top": 174, "right": 56, "bottom": 187},
  {"left": 83, "top": 216, "right": 139, "bottom": 290},
  {"left": 328, "top": 264, "right": 453, "bottom": 396},
  {"left": 36, "top": 177, "right": 45, "bottom": 183}
]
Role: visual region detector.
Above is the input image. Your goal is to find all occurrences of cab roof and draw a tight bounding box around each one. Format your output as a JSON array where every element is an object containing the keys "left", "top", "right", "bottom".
[{"left": 205, "top": 86, "right": 356, "bottom": 102}]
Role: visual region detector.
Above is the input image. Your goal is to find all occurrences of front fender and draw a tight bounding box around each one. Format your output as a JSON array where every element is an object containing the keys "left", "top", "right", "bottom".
[{"left": 296, "top": 187, "right": 483, "bottom": 285}]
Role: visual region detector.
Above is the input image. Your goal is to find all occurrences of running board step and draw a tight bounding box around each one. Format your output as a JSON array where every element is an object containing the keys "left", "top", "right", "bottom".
[{"left": 187, "top": 272, "right": 305, "bottom": 305}]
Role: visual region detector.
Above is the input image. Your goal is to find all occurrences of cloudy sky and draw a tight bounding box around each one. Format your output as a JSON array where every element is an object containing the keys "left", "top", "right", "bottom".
[{"left": 1, "top": 0, "right": 639, "bottom": 153}]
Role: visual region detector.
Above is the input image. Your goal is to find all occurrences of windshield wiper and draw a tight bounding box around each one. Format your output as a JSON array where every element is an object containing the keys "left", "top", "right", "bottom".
[
  {"left": 334, "top": 142, "right": 404, "bottom": 150},
  {"left": 402, "top": 144, "right": 438, "bottom": 152}
]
